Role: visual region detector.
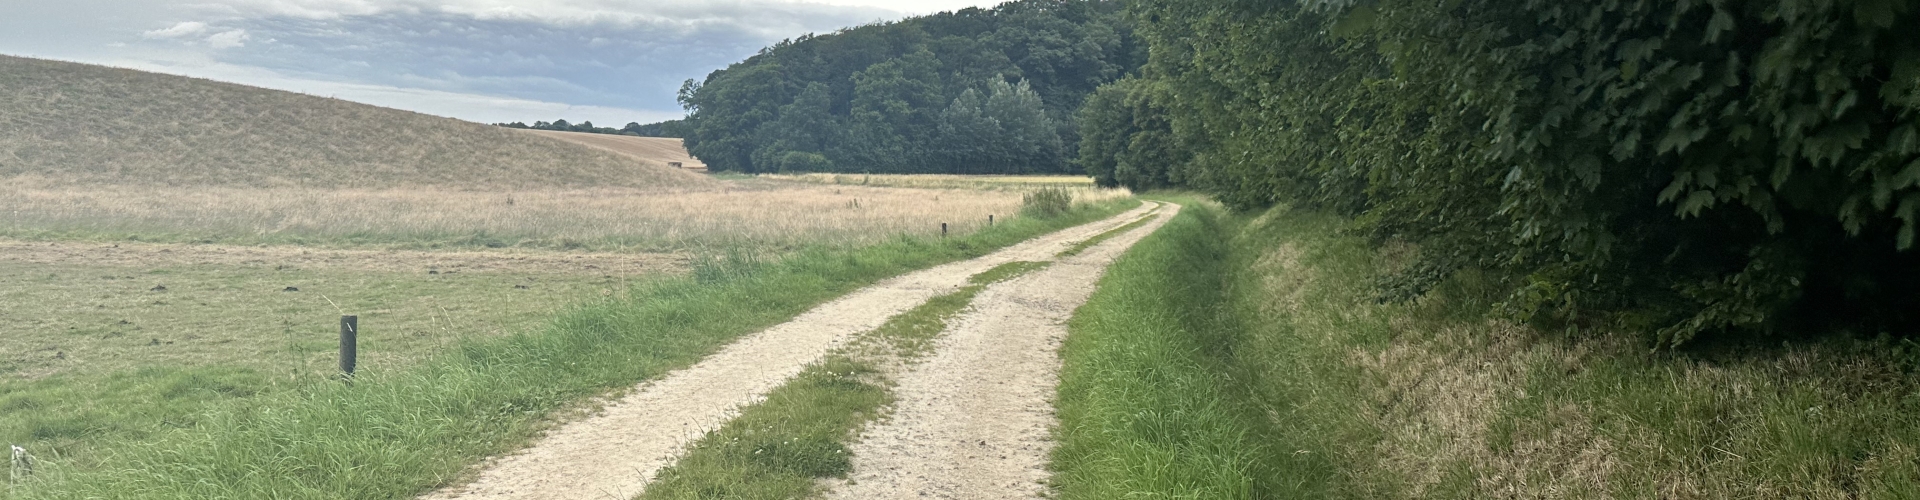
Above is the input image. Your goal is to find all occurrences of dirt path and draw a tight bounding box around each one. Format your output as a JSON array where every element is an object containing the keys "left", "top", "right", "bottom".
[
  {"left": 423, "top": 202, "right": 1161, "bottom": 500},
  {"left": 824, "top": 203, "right": 1180, "bottom": 500}
]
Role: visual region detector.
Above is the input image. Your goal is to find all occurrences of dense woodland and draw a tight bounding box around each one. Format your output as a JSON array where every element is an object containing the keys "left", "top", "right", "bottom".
[
  {"left": 676, "top": 0, "right": 1142, "bottom": 174},
  {"left": 1079, "top": 0, "right": 1920, "bottom": 343}
]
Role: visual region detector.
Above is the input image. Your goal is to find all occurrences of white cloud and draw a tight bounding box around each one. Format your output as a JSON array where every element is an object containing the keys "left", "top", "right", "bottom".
[
  {"left": 3, "top": 0, "right": 1010, "bottom": 125},
  {"left": 143, "top": 21, "right": 208, "bottom": 39},
  {"left": 96, "top": 56, "right": 682, "bottom": 125},
  {"left": 206, "top": 29, "right": 251, "bottom": 48}
]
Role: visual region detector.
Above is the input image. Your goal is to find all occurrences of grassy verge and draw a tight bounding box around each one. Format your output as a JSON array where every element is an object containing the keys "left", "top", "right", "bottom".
[
  {"left": 1052, "top": 197, "right": 1296, "bottom": 498},
  {"left": 1054, "top": 198, "right": 1920, "bottom": 498},
  {"left": 640, "top": 260, "right": 1046, "bottom": 499},
  {"left": 6, "top": 200, "right": 1134, "bottom": 499}
]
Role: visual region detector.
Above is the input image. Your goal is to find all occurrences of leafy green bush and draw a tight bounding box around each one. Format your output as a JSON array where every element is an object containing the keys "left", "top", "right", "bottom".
[
  {"left": 1089, "top": 0, "right": 1920, "bottom": 344},
  {"left": 1022, "top": 187, "right": 1074, "bottom": 218}
]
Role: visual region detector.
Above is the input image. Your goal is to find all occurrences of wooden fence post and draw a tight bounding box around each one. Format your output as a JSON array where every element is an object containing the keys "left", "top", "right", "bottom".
[
  {"left": 941, "top": 222, "right": 948, "bottom": 238},
  {"left": 340, "top": 315, "right": 358, "bottom": 378},
  {"left": 989, "top": 214, "right": 994, "bottom": 226}
]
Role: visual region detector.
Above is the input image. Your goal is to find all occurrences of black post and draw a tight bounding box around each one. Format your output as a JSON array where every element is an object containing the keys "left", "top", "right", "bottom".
[
  {"left": 941, "top": 222, "right": 948, "bottom": 238},
  {"left": 989, "top": 214, "right": 994, "bottom": 226},
  {"left": 339, "top": 315, "right": 358, "bottom": 377}
]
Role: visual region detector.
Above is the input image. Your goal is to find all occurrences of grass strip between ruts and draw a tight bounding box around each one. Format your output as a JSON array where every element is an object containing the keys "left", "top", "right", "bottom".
[
  {"left": 639, "top": 259, "right": 1048, "bottom": 499},
  {"left": 9, "top": 200, "right": 1135, "bottom": 500},
  {"left": 1056, "top": 204, "right": 1158, "bottom": 258}
]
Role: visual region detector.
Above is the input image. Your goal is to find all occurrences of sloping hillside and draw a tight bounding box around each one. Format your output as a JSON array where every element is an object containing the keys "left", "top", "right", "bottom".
[
  {"left": 0, "top": 55, "right": 714, "bottom": 189},
  {"left": 522, "top": 130, "right": 708, "bottom": 170}
]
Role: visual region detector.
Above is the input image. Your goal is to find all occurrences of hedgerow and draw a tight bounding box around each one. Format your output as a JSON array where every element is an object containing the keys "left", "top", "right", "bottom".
[{"left": 1084, "top": 0, "right": 1920, "bottom": 343}]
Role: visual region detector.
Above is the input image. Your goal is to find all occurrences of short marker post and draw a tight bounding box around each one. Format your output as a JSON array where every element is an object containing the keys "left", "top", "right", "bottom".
[
  {"left": 941, "top": 222, "right": 948, "bottom": 238},
  {"left": 339, "top": 315, "right": 358, "bottom": 378}
]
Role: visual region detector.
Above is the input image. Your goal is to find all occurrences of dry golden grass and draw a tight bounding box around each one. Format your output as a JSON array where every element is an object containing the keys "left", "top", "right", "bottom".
[
  {"left": 758, "top": 172, "right": 1101, "bottom": 189},
  {"left": 0, "top": 177, "right": 1129, "bottom": 251},
  {"left": 0, "top": 55, "right": 712, "bottom": 190},
  {"left": 1236, "top": 209, "right": 1920, "bottom": 498},
  {"left": 521, "top": 130, "right": 708, "bottom": 170}
]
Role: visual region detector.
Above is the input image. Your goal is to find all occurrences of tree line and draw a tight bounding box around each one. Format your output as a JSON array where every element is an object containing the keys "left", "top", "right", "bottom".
[
  {"left": 1076, "top": 0, "right": 1920, "bottom": 344},
  {"left": 675, "top": 0, "right": 1142, "bottom": 174},
  {"left": 495, "top": 119, "right": 689, "bottom": 138}
]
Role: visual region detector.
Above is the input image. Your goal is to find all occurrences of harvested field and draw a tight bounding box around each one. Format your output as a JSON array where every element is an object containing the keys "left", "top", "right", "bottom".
[
  {"left": 0, "top": 179, "right": 1130, "bottom": 251},
  {"left": 0, "top": 239, "right": 690, "bottom": 275},
  {"left": 520, "top": 130, "right": 708, "bottom": 170},
  {"left": 760, "top": 172, "right": 1097, "bottom": 190},
  {"left": 0, "top": 56, "right": 710, "bottom": 190}
]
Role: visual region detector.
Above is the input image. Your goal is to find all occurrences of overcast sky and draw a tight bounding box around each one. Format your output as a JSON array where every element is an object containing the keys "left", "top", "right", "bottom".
[{"left": 0, "top": 0, "right": 1006, "bottom": 125}]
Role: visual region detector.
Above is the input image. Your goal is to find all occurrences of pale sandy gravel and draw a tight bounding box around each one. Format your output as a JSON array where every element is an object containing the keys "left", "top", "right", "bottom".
[
  {"left": 823, "top": 203, "right": 1180, "bottom": 500},
  {"left": 422, "top": 201, "right": 1161, "bottom": 500}
]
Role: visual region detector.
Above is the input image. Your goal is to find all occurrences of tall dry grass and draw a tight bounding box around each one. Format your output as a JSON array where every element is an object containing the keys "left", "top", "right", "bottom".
[{"left": 0, "top": 179, "right": 1130, "bottom": 251}]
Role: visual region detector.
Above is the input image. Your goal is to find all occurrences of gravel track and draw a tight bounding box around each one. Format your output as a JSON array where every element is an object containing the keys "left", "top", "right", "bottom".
[
  {"left": 422, "top": 202, "right": 1160, "bottom": 500},
  {"left": 823, "top": 203, "right": 1179, "bottom": 499}
]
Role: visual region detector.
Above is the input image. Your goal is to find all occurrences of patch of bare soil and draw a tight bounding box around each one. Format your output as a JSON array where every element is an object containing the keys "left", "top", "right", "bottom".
[
  {"left": 823, "top": 204, "right": 1179, "bottom": 500},
  {"left": 0, "top": 239, "right": 691, "bottom": 276},
  {"left": 422, "top": 202, "right": 1162, "bottom": 500}
]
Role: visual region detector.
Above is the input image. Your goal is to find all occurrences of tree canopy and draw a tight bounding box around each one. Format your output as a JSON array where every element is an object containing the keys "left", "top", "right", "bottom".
[
  {"left": 677, "top": 0, "right": 1141, "bottom": 174},
  {"left": 495, "top": 119, "right": 689, "bottom": 138}
]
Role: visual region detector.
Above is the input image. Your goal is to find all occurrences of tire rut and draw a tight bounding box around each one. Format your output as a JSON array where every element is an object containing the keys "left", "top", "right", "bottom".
[
  {"left": 823, "top": 203, "right": 1180, "bottom": 499},
  {"left": 422, "top": 202, "right": 1161, "bottom": 500}
]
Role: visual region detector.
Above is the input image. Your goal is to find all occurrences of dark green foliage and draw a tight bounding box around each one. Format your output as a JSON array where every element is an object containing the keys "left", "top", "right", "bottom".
[
  {"left": 937, "top": 79, "right": 1066, "bottom": 174},
  {"left": 678, "top": 0, "right": 1142, "bottom": 174},
  {"left": 1075, "top": 77, "right": 1186, "bottom": 189},
  {"left": 623, "top": 119, "right": 691, "bottom": 138},
  {"left": 777, "top": 151, "right": 834, "bottom": 172},
  {"left": 1084, "top": 0, "right": 1920, "bottom": 344}
]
